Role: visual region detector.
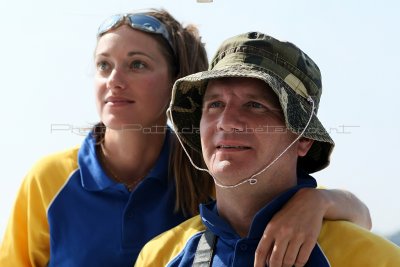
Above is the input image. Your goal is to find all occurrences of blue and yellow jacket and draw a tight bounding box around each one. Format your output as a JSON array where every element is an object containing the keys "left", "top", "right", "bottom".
[
  {"left": 0, "top": 130, "right": 187, "bottom": 267},
  {"left": 136, "top": 174, "right": 400, "bottom": 267}
]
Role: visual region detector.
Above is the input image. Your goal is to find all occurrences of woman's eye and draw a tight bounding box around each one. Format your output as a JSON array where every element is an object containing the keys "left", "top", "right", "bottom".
[
  {"left": 130, "top": 60, "right": 146, "bottom": 70},
  {"left": 97, "top": 61, "right": 110, "bottom": 71}
]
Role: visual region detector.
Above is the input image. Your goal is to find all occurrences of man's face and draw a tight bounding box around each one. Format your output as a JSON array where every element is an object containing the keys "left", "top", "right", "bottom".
[{"left": 200, "top": 77, "right": 301, "bottom": 185}]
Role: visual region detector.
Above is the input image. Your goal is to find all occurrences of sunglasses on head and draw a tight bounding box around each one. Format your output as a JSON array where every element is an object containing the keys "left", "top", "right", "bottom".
[{"left": 97, "top": 13, "right": 175, "bottom": 56}]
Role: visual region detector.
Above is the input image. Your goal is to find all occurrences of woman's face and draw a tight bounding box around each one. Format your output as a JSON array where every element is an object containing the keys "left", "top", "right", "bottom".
[{"left": 94, "top": 25, "right": 173, "bottom": 131}]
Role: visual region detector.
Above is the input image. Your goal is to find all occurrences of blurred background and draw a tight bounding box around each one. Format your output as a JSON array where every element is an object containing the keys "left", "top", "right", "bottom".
[{"left": 0, "top": 0, "right": 399, "bottom": 244}]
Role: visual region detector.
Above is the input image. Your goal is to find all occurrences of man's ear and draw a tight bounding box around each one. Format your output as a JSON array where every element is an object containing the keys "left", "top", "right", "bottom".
[{"left": 297, "top": 137, "right": 314, "bottom": 157}]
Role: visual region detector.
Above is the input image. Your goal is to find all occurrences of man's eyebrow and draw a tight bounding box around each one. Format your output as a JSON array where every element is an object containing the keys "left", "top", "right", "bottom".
[
  {"left": 203, "top": 93, "right": 272, "bottom": 102},
  {"left": 244, "top": 93, "right": 269, "bottom": 101},
  {"left": 203, "top": 93, "right": 220, "bottom": 102}
]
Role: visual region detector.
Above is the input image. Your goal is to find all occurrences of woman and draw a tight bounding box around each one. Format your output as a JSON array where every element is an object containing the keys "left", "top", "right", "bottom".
[{"left": 0, "top": 9, "right": 370, "bottom": 267}]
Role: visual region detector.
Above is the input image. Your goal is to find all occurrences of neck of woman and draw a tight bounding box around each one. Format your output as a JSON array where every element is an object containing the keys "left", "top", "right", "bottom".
[{"left": 100, "top": 128, "right": 166, "bottom": 186}]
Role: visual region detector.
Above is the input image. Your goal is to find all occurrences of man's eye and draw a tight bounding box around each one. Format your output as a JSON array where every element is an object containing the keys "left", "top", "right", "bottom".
[
  {"left": 130, "top": 60, "right": 146, "bottom": 69},
  {"left": 209, "top": 101, "right": 223, "bottom": 108},
  {"left": 246, "top": 101, "right": 265, "bottom": 109}
]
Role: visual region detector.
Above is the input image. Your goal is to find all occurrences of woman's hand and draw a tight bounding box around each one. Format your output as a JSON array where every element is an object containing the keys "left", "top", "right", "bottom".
[{"left": 253, "top": 188, "right": 371, "bottom": 267}]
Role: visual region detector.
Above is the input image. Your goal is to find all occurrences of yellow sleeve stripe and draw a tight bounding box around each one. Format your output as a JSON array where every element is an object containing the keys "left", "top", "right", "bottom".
[
  {"left": 0, "top": 147, "right": 79, "bottom": 267},
  {"left": 318, "top": 220, "right": 400, "bottom": 266},
  {"left": 136, "top": 215, "right": 205, "bottom": 267}
]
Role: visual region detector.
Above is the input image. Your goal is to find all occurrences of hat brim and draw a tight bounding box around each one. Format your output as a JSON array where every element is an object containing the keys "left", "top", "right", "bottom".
[{"left": 168, "top": 64, "right": 334, "bottom": 173}]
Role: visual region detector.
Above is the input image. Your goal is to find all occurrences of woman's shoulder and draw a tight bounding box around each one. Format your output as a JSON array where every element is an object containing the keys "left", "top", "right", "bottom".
[
  {"left": 24, "top": 146, "right": 80, "bottom": 188},
  {"left": 14, "top": 146, "right": 81, "bottom": 208},
  {"left": 31, "top": 146, "right": 80, "bottom": 174}
]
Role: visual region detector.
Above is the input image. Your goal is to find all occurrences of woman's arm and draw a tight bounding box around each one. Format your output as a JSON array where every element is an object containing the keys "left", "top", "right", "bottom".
[
  {"left": 253, "top": 188, "right": 371, "bottom": 267},
  {"left": 0, "top": 174, "right": 51, "bottom": 267},
  {"left": 316, "top": 188, "right": 371, "bottom": 229}
]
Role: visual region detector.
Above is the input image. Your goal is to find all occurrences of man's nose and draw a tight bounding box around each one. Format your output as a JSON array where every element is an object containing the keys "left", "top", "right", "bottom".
[{"left": 217, "top": 105, "right": 245, "bottom": 133}]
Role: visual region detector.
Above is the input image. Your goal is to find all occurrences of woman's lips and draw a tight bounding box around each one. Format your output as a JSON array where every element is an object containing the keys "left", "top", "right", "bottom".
[{"left": 104, "top": 97, "right": 135, "bottom": 106}]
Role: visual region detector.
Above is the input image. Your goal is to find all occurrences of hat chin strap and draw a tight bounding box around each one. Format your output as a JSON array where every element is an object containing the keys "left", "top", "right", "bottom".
[{"left": 167, "top": 96, "right": 315, "bottom": 190}]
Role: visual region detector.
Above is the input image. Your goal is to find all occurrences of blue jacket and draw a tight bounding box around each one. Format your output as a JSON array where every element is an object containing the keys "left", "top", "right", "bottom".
[
  {"left": 0, "top": 129, "right": 187, "bottom": 267},
  {"left": 136, "top": 172, "right": 400, "bottom": 266}
]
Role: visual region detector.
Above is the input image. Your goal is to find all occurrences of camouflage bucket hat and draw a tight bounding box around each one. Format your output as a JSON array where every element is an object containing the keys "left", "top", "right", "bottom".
[{"left": 168, "top": 32, "right": 334, "bottom": 173}]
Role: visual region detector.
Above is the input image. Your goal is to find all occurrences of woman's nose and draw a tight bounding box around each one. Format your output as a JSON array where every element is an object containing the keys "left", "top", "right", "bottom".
[{"left": 107, "top": 68, "right": 127, "bottom": 91}]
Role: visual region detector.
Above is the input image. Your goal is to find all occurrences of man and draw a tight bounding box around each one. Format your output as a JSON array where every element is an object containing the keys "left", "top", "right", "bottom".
[{"left": 135, "top": 32, "right": 400, "bottom": 266}]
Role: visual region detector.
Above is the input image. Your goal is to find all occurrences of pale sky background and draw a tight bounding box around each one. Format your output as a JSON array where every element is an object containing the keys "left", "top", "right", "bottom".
[{"left": 0, "top": 0, "right": 399, "bottom": 238}]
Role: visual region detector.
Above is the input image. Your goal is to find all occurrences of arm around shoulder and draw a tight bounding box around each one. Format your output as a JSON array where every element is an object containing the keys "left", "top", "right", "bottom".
[{"left": 320, "top": 188, "right": 372, "bottom": 230}]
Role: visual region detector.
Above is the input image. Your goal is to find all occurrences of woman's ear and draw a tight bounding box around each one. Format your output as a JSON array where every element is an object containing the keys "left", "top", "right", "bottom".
[{"left": 297, "top": 138, "right": 314, "bottom": 157}]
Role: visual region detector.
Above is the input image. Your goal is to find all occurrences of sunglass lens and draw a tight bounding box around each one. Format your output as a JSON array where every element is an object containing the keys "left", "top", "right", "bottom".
[
  {"left": 98, "top": 14, "right": 124, "bottom": 36},
  {"left": 129, "top": 15, "right": 161, "bottom": 33}
]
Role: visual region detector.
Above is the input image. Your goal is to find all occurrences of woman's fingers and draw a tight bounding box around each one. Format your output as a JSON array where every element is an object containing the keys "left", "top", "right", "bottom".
[{"left": 254, "top": 232, "right": 274, "bottom": 267}]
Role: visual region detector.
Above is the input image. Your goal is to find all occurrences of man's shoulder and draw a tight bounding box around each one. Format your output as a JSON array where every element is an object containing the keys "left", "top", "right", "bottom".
[
  {"left": 151, "top": 215, "right": 205, "bottom": 245},
  {"left": 318, "top": 220, "right": 400, "bottom": 266},
  {"left": 136, "top": 215, "right": 205, "bottom": 267}
]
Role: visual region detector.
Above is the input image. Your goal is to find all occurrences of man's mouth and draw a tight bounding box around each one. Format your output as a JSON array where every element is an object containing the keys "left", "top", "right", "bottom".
[{"left": 217, "top": 145, "right": 251, "bottom": 149}]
